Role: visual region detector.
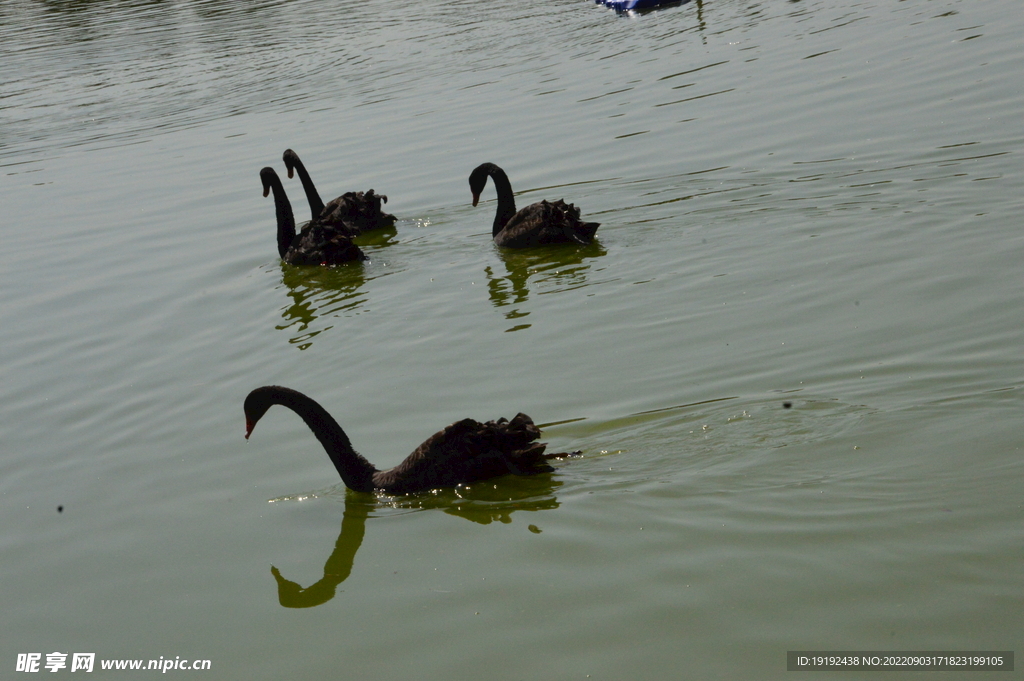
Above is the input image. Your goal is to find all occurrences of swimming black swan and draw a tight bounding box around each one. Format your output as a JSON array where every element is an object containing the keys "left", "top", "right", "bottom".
[
  {"left": 243, "top": 386, "right": 576, "bottom": 494},
  {"left": 469, "top": 162, "right": 600, "bottom": 248},
  {"left": 283, "top": 149, "right": 396, "bottom": 236},
  {"left": 260, "top": 167, "right": 365, "bottom": 266}
]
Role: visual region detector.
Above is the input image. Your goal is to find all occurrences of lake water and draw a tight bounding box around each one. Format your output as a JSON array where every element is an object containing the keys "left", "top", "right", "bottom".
[{"left": 2, "top": 0, "right": 1022, "bottom": 677}]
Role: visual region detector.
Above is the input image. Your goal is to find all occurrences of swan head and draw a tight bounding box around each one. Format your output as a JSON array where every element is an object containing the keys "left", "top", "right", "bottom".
[
  {"left": 469, "top": 163, "right": 497, "bottom": 207},
  {"left": 243, "top": 386, "right": 279, "bottom": 439},
  {"left": 282, "top": 149, "right": 300, "bottom": 179},
  {"left": 260, "top": 167, "right": 279, "bottom": 198}
]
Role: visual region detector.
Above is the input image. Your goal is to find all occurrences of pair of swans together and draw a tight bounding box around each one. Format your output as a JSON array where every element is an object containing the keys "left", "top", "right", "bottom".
[
  {"left": 261, "top": 152, "right": 600, "bottom": 265},
  {"left": 261, "top": 149, "right": 395, "bottom": 266},
  {"left": 252, "top": 154, "right": 598, "bottom": 494}
]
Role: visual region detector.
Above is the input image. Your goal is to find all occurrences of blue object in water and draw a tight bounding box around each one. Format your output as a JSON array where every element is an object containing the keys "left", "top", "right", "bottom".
[{"left": 596, "top": 0, "right": 688, "bottom": 13}]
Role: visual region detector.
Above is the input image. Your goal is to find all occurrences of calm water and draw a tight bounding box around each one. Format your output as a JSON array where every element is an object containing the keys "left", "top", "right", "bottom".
[{"left": 2, "top": 0, "right": 1022, "bottom": 677}]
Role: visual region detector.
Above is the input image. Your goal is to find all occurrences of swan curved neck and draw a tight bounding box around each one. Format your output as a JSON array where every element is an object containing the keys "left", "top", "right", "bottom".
[
  {"left": 485, "top": 165, "right": 517, "bottom": 236},
  {"left": 265, "top": 388, "right": 377, "bottom": 492},
  {"left": 266, "top": 174, "right": 297, "bottom": 258},
  {"left": 291, "top": 157, "right": 326, "bottom": 222}
]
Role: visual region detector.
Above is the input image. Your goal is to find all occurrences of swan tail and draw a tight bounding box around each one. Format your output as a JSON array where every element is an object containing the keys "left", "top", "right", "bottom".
[
  {"left": 459, "top": 413, "right": 552, "bottom": 475},
  {"left": 573, "top": 221, "right": 600, "bottom": 243},
  {"left": 491, "top": 412, "right": 542, "bottom": 447},
  {"left": 551, "top": 199, "right": 599, "bottom": 244},
  {"left": 544, "top": 449, "right": 583, "bottom": 460},
  {"left": 501, "top": 443, "right": 554, "bottom": 475}
]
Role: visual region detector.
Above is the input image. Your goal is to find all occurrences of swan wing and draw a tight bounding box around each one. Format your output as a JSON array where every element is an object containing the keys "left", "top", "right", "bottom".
[
  {"left": 318, "top": 190, "right": 396, "bottom": 236},
  {"left": 374, "top": 414, "right": 549, "bottom": 493},
  {"left": 495, "top": 200, "right": 599, "bottom": 248}
]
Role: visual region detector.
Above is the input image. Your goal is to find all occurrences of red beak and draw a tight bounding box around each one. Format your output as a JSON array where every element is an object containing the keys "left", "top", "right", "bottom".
[
  {"left": 245, "top": 418, "right": 255, "bottom": 440},
  {"left": 472, "top": 192, "right": 480, "bottom": 207},
  {"left": 263, "top": 186, "right": 270, "bottom": 198}
]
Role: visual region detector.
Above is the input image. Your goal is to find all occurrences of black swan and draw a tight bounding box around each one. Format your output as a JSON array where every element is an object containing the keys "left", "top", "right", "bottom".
[
  {"left": 283, "top": 149, "right": 396, "bottom": 236},
  {"left": 469, "top": 162, "right": 600, "bottom": 248},
  {"left": 260, "top": 167, "right": 365, "bottom": 266},
  {"left": 243, "top": 386, "right": 576, "bottom": 494}
]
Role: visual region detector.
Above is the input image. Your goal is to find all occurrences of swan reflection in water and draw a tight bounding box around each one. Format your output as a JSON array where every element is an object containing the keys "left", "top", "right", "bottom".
[
  {"left": 275, "top": 263, "right": 368, "bottom": 350},
  {"left": 485, "top": 241, "right": 608, "bottom": 332},
  {"left": 269, "top": 477, "right": 566, "bottom": 608},
  {"left": 271, "top": 493, "right": 369, "bottom": 609},
  {"left": 274, "top": 224, "right": 399, "bottom": 349}
]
